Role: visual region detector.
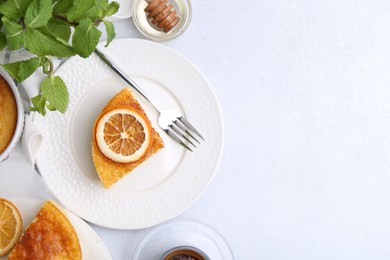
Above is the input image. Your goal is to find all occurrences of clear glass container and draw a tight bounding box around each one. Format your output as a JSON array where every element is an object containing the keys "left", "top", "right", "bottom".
[
  {"left": 0, "top": 47, "right": 34, "bottom": 65},
  {"left": 130, "top": 219, "right": 234, "bottom": 260},
  {"left": 132, "top": 0, "right": 192, "bottom": 41}
]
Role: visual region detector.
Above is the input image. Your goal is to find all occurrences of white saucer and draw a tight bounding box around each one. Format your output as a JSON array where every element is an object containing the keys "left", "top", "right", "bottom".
[{"left": 109, "top": 0, "right": 133, "bottom": 20}]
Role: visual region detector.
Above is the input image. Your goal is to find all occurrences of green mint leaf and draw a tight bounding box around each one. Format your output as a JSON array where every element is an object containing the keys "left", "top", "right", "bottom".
[
  {"left": 0, "top": 32, "right": 6, "bottom": 51},
  {"left": 53, "top": 0, "right": 72, "bottom": 15},
  {"left": 19, "top": 57, "right": 44, "bottom": 78},
  {"left": 87, "top": 0, "right": 108, "bottom": 19},
  {"left": 84, "top": 5, "right": 99, "bottom": 21},
  {"left": 0, "top": 0, "right": 33, "bottom": 20},
  {"left": 1, "top": 17, "right": 24, "bottom": 50},
  {"left": 24, "top": 0, "right": 53, "bottom": 28},
  {"left": 72, "top": 18, "right": 101, "bottom": 58},
  {"left": 67, "top": 0, "right": 94, "bottom": 22},
  {"left": 1, "top": 57, "right": 42, "bottom": 82},
  {"left": 47, "top": 18, "right": 71, "bottom": 42},
  {"left": 97, "top": 0, "right": 108, "bottom": 9},
  {"left": 103, "top": 20, "right": 115, "bottom": 47},
  {"left": 84, "top": 0, "right": 108, "bottom": 21},
  {"left": 46, "top": 103, "right": 56, "bottom": 111},
  {"left": 104, "top": 2, "right": 119, "bottom": 17},
  {"left": 41, "top": 75, "right": 68, "bottom": 113},
  {"left": 42, "top": 59, "right": 50, "bottom": 74},
  {"left": 31, "top": 94, "right": 47, "bottom": 115},
  {"left": 24, "top": 27, "right": 75, "bottom": 57}
]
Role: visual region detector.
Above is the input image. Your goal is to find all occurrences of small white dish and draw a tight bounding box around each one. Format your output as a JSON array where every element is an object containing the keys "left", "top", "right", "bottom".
[
  {"left": 0, "top": 198, "right": 112, "bottom": 260},
  {"left": 110, "top": 0, "right": 133, "bottom": 20},
  {"left": 34, "top": 39, "right": 224, "bottom": 229},
  {"left": 0, "top": 67, "right": 24, "bottom": 162},
  {"left": 132, "top": 0, "right": 192, "bottom": 41}
]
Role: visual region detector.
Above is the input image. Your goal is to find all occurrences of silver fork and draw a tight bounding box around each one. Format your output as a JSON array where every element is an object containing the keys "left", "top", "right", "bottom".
[{"left": 94, "top": 48, "right": 204, "bottom": 152}]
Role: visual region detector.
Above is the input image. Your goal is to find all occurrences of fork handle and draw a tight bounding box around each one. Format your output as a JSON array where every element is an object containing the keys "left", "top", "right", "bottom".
[{"left": 94, "top": 48, "right": 162, "bottom": 112}]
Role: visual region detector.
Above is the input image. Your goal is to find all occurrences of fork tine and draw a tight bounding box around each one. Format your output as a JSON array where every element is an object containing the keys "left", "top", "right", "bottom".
[
  {"left": 174, "top": 120, "right": 200, "bottom": 144},
  {"left": 179, "top": 117, "right": 204, "bottom": 140},
  {"left": 164, "top": 129, "right": 193, "bottom": 152},
  {"left": 170, "top": 124, "right": 197, "bottom": 148}
]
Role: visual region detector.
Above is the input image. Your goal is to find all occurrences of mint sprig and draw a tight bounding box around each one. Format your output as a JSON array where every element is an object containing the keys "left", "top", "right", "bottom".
[{"left": 0, "top": 0, "right": 119, "bottom": 116}]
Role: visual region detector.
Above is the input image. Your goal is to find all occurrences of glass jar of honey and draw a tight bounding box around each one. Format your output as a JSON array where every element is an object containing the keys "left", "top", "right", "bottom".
[{"left": 132, "top": 0, "right": 192, "bottom": 41}]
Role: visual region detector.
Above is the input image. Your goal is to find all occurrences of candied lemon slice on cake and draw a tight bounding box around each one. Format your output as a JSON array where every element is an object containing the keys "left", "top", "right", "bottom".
[
  {"left": 0, "top": 198, "right": 22, "bottom": 256},
  {"left": 96, "top": 108, "right": 152, "bottom": 163}
]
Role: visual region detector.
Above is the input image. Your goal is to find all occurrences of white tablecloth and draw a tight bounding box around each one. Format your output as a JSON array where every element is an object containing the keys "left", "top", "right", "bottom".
[{"left": 3, "top": 1, "right": 390, "bottom": 259}]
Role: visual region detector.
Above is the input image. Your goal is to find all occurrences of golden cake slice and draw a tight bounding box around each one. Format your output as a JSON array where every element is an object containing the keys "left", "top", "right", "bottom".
[
  {"left": 92, "top": 88, "right": 164, "bottom": 188},
  {"left": 8, "top": 201, "right": 81, "bottom": 260}
]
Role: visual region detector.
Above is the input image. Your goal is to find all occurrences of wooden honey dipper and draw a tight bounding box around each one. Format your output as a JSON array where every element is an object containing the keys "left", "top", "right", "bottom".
[{"left": 144, "top": 0, "right": 180, "bottom": 33}]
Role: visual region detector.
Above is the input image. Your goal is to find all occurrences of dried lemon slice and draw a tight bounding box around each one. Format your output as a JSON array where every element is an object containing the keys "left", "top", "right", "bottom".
[
  {"left": 96, "top": 108, "right": 152, "bottom": 163},
  {"left": 0, "top": 198, "right": 22, "bottom": 256}
]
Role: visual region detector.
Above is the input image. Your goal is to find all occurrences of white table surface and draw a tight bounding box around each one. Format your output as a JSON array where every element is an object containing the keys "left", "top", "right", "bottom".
[{"left": 3, "top": 1, "right": 390, "bottom": 259}]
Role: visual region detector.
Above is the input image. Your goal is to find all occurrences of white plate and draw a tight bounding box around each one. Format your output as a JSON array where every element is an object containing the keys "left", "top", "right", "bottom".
[
  {"left": 0, "top": 198, "right": 112, "bottom": 260},
  {"left": 34, "top": 38, "right": 224, "bottom": 229}
]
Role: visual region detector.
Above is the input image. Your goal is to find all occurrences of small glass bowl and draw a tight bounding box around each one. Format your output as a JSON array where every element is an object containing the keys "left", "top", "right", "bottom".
[
  {"left": 130, "top": 219, "right": 234, "bottom": 260},
  {"left": 132, "top": 0, "right": 192, "bottom": 41}
]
